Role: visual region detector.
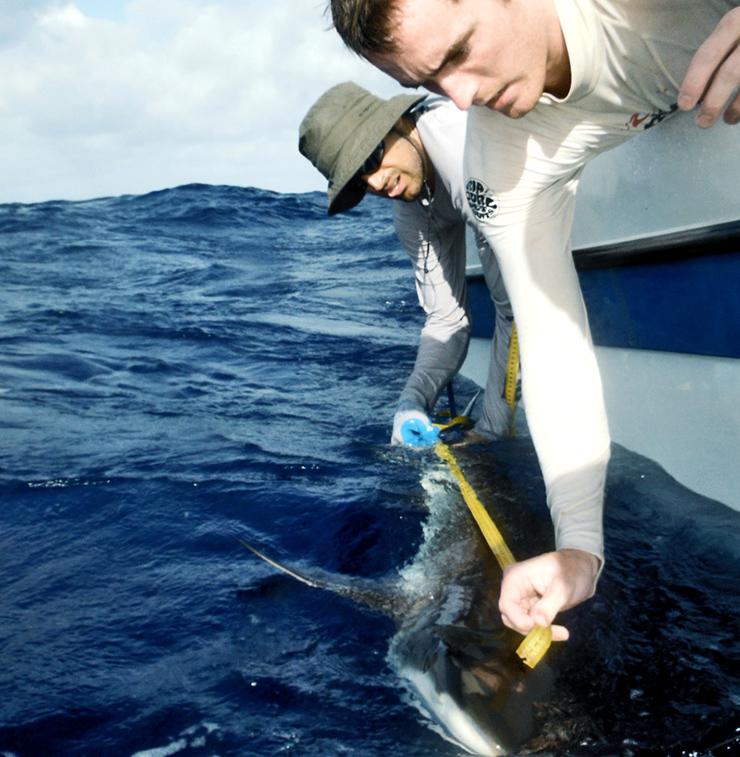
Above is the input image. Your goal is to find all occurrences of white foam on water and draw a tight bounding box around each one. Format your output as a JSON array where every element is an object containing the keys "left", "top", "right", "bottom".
[
  {"left": 130, "top": 739, "right": 187, "bottom": 757},
  {"left": 130, "top": 722, "right": 220, "bottom": 757},
  {"left": 398, "top": 469, "right": 461, "bottom": 592}
]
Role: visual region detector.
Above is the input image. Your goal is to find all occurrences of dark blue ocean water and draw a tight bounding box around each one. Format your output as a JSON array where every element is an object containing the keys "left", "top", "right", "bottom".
[{"left": 0, "top": 184, "right": 737, "bottom": 756}]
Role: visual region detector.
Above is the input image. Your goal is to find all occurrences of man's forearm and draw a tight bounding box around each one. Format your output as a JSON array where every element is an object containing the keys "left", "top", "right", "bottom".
[
  {"left": 398, "top": 329, "right": 470, "bottom": 413},
  {"left": 547, "top": 449, "right": 610, "bottom": 564}
]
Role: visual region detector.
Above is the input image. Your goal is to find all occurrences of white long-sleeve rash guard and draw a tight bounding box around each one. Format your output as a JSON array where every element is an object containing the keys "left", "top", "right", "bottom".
[{"left": 462, "top": 0, "right": 734, "bottom": 561}]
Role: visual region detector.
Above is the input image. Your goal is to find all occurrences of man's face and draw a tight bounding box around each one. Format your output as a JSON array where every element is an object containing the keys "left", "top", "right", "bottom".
[
  {"left": 368, "top": 0, "right": 563, "bottom": 118},
  {"left": 360, "top": 129, "right": 426, "bottom": 202}
]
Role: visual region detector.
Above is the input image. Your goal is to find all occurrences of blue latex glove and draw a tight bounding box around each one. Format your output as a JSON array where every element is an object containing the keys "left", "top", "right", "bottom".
[
  {"left": 392, "top": 408, "right": 440, "bottom": 447},
  {"left": 401, "top": 417, "right": 440, "bottom": 446}
]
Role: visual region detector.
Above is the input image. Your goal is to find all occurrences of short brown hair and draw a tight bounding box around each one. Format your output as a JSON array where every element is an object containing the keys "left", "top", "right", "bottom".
[{"left": 328, "top": 0, "right": 401, "bottom": 56}]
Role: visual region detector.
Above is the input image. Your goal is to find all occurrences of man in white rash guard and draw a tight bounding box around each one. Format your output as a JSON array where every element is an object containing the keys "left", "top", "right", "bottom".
[
  {"left": 328, "top": 0, "right": 740, "bottom": 639},
  {"left": 299, "top": 83, "right": 517, "bottom": 447}
]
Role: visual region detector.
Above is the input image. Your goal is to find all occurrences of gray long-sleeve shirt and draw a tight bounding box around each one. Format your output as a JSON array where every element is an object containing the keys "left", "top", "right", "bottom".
[{"left": 393, "top": 99, "right": 515, "bottom": 434}]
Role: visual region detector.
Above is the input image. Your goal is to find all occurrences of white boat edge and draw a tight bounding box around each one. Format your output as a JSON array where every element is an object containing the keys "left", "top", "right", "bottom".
[{"left": 461, "top": 339, "right": 740, "bottom": 512}]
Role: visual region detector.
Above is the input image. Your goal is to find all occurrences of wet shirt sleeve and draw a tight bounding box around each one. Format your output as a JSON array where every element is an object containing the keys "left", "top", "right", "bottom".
[{"left": 392, "top": 200, "right": 471, "bottom": 414}]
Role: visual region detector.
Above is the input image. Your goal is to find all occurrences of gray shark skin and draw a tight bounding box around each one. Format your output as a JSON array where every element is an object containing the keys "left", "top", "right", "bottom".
[{"left": 242, "top": 442, "right": 559, "bottom": 756}]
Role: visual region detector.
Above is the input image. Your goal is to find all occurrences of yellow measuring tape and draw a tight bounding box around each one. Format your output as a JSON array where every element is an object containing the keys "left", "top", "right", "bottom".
[
  {"left": 434, "top": 321, "right": 552, "bottom": 668},
  {"left": 505, "top": 323, "right": 519, "bottom": 437},
  {"left": 504, "top": 324, "right": 519, "bottom": 410},
  {"left": 434, "top": 441, "right": 551, "bottom": 668}
]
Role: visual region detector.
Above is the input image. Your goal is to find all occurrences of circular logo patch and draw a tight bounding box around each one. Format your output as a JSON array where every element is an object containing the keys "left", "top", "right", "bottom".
[{"left": 465, "top": 178, "right": 499, "bottom": 220}]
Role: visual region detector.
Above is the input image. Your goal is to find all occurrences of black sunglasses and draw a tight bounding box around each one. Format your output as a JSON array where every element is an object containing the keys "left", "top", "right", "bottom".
[{"left": 354, "top": 139, "right": 385, "bottom": 184}]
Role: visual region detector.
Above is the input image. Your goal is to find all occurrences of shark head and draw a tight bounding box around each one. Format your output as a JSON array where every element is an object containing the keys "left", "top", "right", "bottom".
[
  {"left": 387, "top": 462, "right": 556, "bottom": 755},
  {"left": 392, "top": 616, "right": 554, "bottom": 755}
]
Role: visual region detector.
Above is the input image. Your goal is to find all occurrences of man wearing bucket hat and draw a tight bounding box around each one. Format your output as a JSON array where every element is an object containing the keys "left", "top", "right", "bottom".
[{"left": 299, "top": 81, "right": 517, "bottom": 450}]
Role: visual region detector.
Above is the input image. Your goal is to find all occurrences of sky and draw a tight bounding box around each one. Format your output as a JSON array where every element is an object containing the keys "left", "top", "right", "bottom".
[{"left": 0, "top": 0, "right": 406, "bottom": 203}]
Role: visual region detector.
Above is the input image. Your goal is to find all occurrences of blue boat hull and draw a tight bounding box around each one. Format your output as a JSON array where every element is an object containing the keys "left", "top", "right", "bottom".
[{"left": 467, "top": 221, "right": 740, "bottom": 360}]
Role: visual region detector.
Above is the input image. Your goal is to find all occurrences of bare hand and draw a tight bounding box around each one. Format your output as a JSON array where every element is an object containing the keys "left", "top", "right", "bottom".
[
  {"left": 498, "top": 549, "right": 601, "bottom": 641},
  {"left": 678, "top": 7, "right": 740, "bottom": 127}
]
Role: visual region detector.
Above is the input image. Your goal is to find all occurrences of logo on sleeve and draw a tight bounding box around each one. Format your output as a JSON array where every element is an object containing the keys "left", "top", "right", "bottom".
[{"left": 465, "top": 178, "right": 499, "bottom": 220}]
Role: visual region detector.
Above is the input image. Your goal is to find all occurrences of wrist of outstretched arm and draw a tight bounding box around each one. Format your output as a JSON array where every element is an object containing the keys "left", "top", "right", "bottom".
[
  {"left": 396, "top": 392, "right": 429, "bottom": 416},
  {"left": 398, "top": 331, "right": 470, "bottom": 416},
  {"left": 547, "top": 448, "right": 610, "bottom": 589},
  {"left": 556, "top": 547, "right": 603, "bottom": 597}
]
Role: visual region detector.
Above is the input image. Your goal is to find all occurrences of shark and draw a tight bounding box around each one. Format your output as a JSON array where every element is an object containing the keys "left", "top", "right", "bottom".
[{"left": 241, "top": 440, "right": 565, "bottom": 755}]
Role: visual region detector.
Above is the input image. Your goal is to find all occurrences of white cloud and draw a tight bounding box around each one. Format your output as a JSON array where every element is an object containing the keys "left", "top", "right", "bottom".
[{"left": 0, "top": 0, "right": 408, "bottom": 202}]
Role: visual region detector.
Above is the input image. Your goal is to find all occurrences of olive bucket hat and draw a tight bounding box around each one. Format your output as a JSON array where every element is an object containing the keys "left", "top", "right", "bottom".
[{"left": 299, "top": 81, "right": 426, "bottom": 215}]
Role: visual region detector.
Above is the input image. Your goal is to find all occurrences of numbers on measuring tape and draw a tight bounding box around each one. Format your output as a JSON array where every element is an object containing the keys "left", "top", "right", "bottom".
[
  {"left": 516, "top": 625, "right": 552, "bottom": 669},
  {"left": 504, "top": 324, "right": 519, "bottom": 410}
]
